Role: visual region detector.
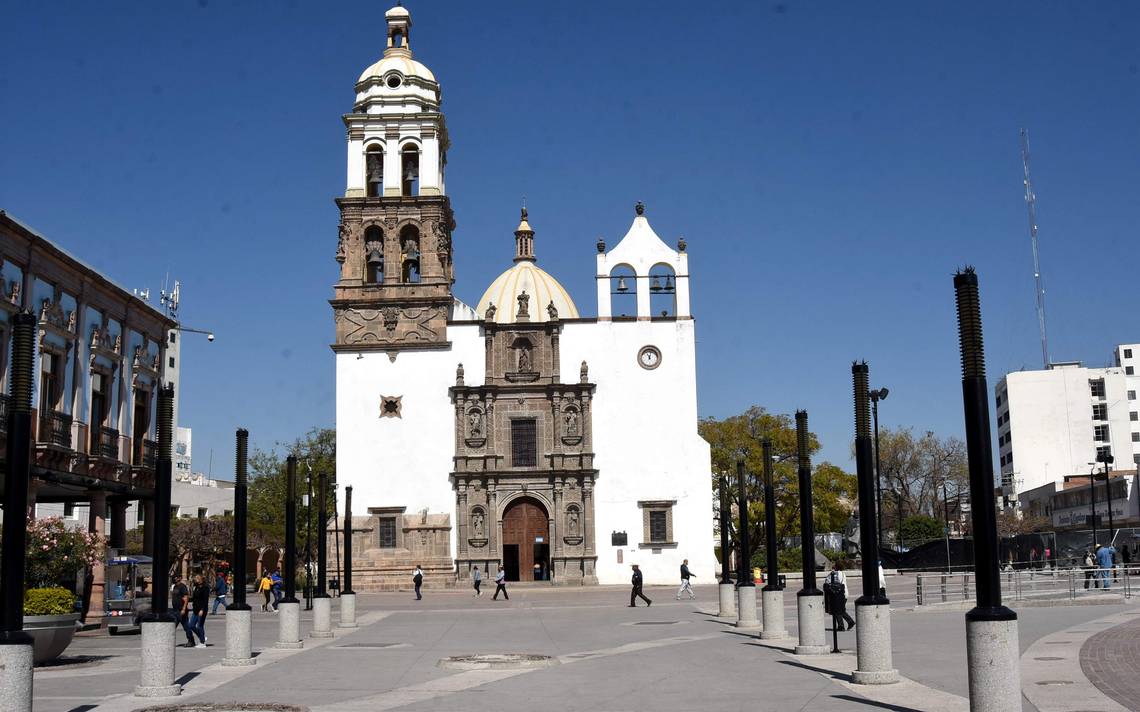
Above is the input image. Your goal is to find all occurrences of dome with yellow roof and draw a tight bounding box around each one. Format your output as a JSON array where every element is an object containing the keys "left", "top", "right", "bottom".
[{"left": 475, "top": 209, "right": 579, "bottom": 324}]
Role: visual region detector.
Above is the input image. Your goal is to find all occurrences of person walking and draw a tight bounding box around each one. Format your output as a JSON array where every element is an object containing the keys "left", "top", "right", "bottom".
[
  {"left": 271, "top": 569, "right": 283, "bottom": 609},
  {"left": 413, "top": 565, "right": 424, "bottom": 600},
  {"left": 188, "top": 574, "right": 210, "bottom": 648},
  {"left": 675, "top": 559, "right": 696, "bottom": 600},
  {"left": 492, "top": 566, "right": 509, "bottom": 600},
  {"left": 877, "top": 560, "right": 887, "bottom": 598},
  {"left": 258, "top": 571, "right": 274, "bottom": 611},
  {"left": 472, "top": 565, "right": 483, "bottom": 596},
  {"left": 1097, "top": 544, "right": 1117, "bottom": 590},
  {"left": 172, "top": 575, "right": 194, "bottom": 647},
  {"left": 824, "top": 562, "right": 856, "bottom": 631},
  {"left": 629, "top": 563, "right": 652, "bottom": 607},
  {"left": 211, "top": 572, "right": 229, "bottom": 615}
]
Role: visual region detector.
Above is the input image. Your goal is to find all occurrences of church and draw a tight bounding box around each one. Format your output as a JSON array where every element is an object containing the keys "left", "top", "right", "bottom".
[{"left": 332, "top": 5, "right": 715, "bottom": 587}]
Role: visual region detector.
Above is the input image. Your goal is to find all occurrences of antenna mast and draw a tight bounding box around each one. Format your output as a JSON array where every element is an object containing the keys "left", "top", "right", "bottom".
[{"left": 1020, "top": 128, "right": 1049, "bottom": 368}]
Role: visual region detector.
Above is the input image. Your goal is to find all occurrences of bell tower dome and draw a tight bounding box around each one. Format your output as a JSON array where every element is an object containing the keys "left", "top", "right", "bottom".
[{"left": 331, "top": 4, "right": 456, "bottom": 352}]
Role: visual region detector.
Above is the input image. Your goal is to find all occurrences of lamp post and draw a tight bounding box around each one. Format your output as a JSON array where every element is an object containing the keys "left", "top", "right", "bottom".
[
  {"left": 735, "top": 460, "right": 760, "bottom": 629},
  {"left": 1099, "top": 452, "right": 1115, "bottom": 546},
  {"left": 851, "top": 362, "right": 898, "bottom": 683},
  {"left": 870, "top": 388, "right": 888, "bottom": 547},
  {"left": 1, "top": 312, "right": 37, "bottom": 708},
  {"left": 1086, "top": 463, "right": 1099, "bottom": 549},
  {"left": 718, "top": 474, "right": 735, "bottom": 618},
  {"left": 953, "top": 268, "right": 1020, "bottom": 710},
  {"left": 760, "top": 439, "right": 786, "bottom": 638}
]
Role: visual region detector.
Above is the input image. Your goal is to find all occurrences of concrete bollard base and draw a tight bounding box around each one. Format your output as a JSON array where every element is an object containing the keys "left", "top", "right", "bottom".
[
  {"left": 222, "top": 608, "right": 256, "bottom": 666},
  {"left": 794, "top": 592, "right": 828, "bottom": 654},
  {"left": 852, "top": 602, "right": 898, "bottom": 684},
  {"left": 760, "top": 588, "right": 787, "bottom": 639},
  {"left": 0, "top": 638, "right": 35, "bottom": 710},
  {"left": 134, "top": 620, "right": 181, "bottom": 697},
  {"left": 735, "top": 585, "right": 761, "bottom": 630},
  {"left": 310, "top": 596, "right": 334, "bottom": 638},
  {"left": 718, "top": 583, "right": 737, "bottom": 618},
  {"left": 338, "top": 592, "right": 358, "bottom": 628},
  {"left": 276, "top": 601, "right": 304, "bottom": 649},
  {"left": 966, "top": 616, "right": 1021, "bottom": 711}
]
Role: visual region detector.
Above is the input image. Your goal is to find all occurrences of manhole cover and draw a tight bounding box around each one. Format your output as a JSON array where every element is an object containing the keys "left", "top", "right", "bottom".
[
  {"left": 133, "top": 706, "right": 308, "bottom": 712},
  {"left": 1035, "top": 680, "right": 1074, "bottom": 686},
  {"left": 439, "top": 653, "right": 559, "bottom": 670},
  {"left": 333, "top": 643, "right": 408, "bottom": 649},
  {"left": 1034, "top": 656, "right": 1065, "bottom": 661}
]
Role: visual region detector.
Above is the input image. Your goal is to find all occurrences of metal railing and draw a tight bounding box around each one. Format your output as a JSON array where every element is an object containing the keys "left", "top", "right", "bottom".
[
  {"left": 90, "top": 426, "right": 119, "bottom": 459},
  {"left": 916, "top": 566, "right": 1134, "bottom": 605},
  {"left": 38, "top": 409, "right": 72, "bottom": 448},
  {"left": 133, "top": 437, "right": 157, "bottom": 469}
]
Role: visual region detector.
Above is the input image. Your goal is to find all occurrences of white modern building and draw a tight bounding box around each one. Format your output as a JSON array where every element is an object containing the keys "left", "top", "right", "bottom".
[
  {"left": 996, "top": 346, "right": 1140, "bottom": 509},
  {"left": 331, "top": 5, "right": 715, "bottom": 588}
]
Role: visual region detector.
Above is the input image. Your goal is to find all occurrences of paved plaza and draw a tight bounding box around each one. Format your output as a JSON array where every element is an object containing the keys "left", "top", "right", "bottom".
[{"left": 30, "top": 578, "right": 1140, "bottom": 712}]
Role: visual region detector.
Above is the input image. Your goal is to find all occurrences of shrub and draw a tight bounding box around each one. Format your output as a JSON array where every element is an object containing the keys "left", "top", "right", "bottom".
[
  {"left": 23, "top": 587, "right": 76, "bottom": 616},
  {"left": 23, "top": 517, "right": 104, "bottom": 588}
]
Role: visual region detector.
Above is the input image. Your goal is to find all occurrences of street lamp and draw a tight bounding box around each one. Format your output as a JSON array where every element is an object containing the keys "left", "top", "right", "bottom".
[
  {"left": 870, "top": 387, "right": 889, "bottom": 546},
  {"left": 175, "top": 325, "right": 216, "bottom": 342},
  {"left": 1097, "top": 452, "right": 1116, "bottom": 546},
  {"left": 304, "top": 461, "right": 314, "bottom": 610}
]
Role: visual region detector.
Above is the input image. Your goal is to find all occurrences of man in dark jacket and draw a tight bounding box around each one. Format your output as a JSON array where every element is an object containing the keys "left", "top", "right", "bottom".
[
  {"left": 211, "top": 573, "right": 229, "bottom": 614},
  {"left": 675, "top": 559, "right": 696, "bottom": 600},
  {"left": 629, "top": 564, "right": 652, "bottom": 607},
  {"left": 171, "top": 575, "right": 193, "bottom": 647}
]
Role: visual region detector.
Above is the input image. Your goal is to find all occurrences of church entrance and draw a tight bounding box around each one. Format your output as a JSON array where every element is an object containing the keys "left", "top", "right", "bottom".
[{"left": 502, "top": 497, "right": 549, "bottom": 582}]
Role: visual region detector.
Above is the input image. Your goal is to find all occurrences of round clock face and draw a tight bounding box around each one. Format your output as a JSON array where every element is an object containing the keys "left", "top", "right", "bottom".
[{"left": 638, "top": 345, "right": 662, "bottom": 370}]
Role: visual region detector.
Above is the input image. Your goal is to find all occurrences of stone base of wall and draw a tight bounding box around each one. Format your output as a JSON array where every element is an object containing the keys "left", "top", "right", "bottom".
[
  {"left": 329, "top": 510, "right": 455, "bottom": 591},
  {"left": 351, "top": 556, "right": 455, "bottom": 591}
]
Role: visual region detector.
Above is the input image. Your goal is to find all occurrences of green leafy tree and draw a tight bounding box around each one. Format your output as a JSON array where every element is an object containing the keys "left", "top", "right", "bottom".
[
  {"left": 700, "top": 406, "right": 857, "bottom": 564},
  {"left": 899, "top": 515, "right": 944, "bottom": 545},
  {"left": 869, "top": 428, "right": 967, "bottom": 544},
  {"left": 247, "top": 427, "right": 335, "bottom": 561}
]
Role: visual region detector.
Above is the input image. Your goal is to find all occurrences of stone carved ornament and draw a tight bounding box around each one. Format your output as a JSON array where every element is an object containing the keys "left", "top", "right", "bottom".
[
  {"left": 337, "top": 306, "right": 439, "bottom": 345},
  {"left": 567, "top": 508, "right": 580, "bottom": 536},
  {"left": 564, "top": 408, "right": 579, "bottom": 437},
  {"left": 471, "top": 509, "right": 485, "bottom": 538},
  {"left": 467, "top": 409, "right": 484, "bottom": 438},
  {"left": 336, "top": 223, "right": 349, "bottom": 263}
]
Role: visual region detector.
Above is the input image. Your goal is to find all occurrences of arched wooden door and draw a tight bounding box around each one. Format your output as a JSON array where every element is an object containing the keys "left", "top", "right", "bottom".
[{"left": 502, "top": 498, "right": 549, "bottom": 582}]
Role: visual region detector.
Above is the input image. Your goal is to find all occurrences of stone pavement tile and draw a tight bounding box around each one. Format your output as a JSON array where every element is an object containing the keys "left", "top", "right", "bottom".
[{"left": 1080, "top": 612, "right": 1140, "bottom": 711}]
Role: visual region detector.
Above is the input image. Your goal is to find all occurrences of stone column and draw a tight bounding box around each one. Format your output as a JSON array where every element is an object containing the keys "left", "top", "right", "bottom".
[
  {"left": 456, "top": 482, "right": 468, "bottom": 560},
  {"left": 141, "top": 499, "right": 155, "bottom": 555},
  {"left": 552, "top": 481, "right": 563, "bottom": 560},
  {"left": 86, "top": 489, "right": 108, "bottom": 627},
  {"left": 489, "top": 481, "right": 499, "bottom": 558},
  {"left": 582, "top": 479, "right": 595, "bottom": 556},
  {"left": 110, "top": 500, "right": 128, "bottom": 550}
]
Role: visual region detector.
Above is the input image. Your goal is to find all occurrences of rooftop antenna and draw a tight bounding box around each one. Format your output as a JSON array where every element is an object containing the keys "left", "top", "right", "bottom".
[{"left": 1020, "top": 128, "right": 1049, "bottom": 369}]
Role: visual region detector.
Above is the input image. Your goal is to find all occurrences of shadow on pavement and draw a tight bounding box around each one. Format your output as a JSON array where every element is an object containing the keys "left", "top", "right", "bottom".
[
  {"left": 175, "top": 671, "right": 201, "bottom": 686},
  {"left": 776, "top": 657, "right": 852, "bottom": 683},
  {"left": 829, "top": 694, "right": 927, "bottom": 712}
]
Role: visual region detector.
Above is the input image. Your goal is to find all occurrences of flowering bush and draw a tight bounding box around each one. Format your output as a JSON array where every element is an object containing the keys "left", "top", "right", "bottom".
[{"left": 23, "top": 517, "right": 104, "bottom": 589}]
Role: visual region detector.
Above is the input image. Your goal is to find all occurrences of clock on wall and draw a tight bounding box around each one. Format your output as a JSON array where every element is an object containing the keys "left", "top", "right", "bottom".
[{"left": 637, "top": 345, "right": 662, "bottom": 370}]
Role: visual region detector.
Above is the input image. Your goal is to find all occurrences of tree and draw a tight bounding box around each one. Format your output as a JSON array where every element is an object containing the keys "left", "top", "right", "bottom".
[
  {"left": 169, "top": 515, "right": 235, "bottom": 574},
  {"left": 700, "top": 406, "right": 857, "bottom": 564},
  {"left": 247, "top": 427, "right": 335, "bottom": 561},
  {"left": 900, "top": 515, "right": 944, "bottom": 545},
  {"left": 996, "top": 510, "right": 1050, "bottom": 536},
  {"left": 868, "top": 428, "right": 967, "bottom": 543}
]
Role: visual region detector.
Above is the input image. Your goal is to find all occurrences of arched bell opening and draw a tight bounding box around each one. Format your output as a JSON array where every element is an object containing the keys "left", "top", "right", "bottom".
[
  {"left": 648, "top": 263, "right": 676, "bottom": 317},
  {"left": 400, "top": 145, "right": 420, "bottom": 196},
  {"left": 364, "top": 226, "right": 384, "bottom": 284},
  {"left": 365, "top": 145, "right": 384, "bottom": 198},
  {"left": 399, "top": 225, "right": 421, "bottom": 283},
  {"left": 608, "top": 264, "right": 637, "bottom": 318}
]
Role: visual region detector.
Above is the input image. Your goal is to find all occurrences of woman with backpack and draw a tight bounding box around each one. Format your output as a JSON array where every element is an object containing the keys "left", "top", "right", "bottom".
[{"left": 413, "top": 565, "right": 424, "bottom": 600}]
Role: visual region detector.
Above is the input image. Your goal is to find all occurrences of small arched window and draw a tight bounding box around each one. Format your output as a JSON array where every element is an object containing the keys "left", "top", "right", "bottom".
[
  {"left": 364, "top": 226, "right": 384, "bottom": 284},
  {"left": 649, "top": 264, "right": 676, "bottom": 317},
  {"left": 365, "top": 145, "right": 383, "bottom": 198},
  {"left": 400, "top": 225, "right": 420, "bottom": 283},
  {"left": 401, "top": 145, "right": 419, "bottom": 196}
]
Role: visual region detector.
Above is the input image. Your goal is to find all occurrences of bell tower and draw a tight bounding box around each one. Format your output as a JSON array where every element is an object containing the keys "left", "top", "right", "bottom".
[{"left": 331, "top": 3, "right": 455, "bottom": 352}]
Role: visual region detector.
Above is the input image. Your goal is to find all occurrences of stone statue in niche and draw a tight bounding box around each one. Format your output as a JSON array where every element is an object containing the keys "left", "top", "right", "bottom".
[
  {"left": 568, "top": 508, "right": 580, "bottom": 536},
  {"left": 336, "top": 224, "right": 348, "bottom": 263},
  {"left": 580, "top": 360, "right": 589, "bottom": 384},
  {"left": 564, "top": 409, "right": 579, "bottom": 436},
  {"left": 517, "top": 345, "right": 532, "bottom": 371},
  {"left": 420, "top": 507, "right": 429, "bottom": 525},
  {"left": 471, "top": 510, "right": 485, "bottom": 538},
  {"left": 468, "top": 410, "right": 484, "bottom": 438}
]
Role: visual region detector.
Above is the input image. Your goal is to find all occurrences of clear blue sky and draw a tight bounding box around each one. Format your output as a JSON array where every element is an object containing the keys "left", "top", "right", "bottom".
[{"left": 2, "top": 2, "right": 1137, "bottom": 480}]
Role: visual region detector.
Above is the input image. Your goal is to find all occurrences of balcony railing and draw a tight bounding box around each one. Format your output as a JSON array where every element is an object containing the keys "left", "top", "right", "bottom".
[
  {"left": 133, "top": 438, "right": 157, "bottom": 470},
  {"left": 38, "top": 409, "right": 72, "bottom": 448},
  {"left": 90, "top": 426, "right": 119, "bottom": 460}
]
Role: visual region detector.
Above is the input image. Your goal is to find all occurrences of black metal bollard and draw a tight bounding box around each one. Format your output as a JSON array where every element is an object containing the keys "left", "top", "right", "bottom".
[
  {"left": 343, "top": 486, "right": 354, "bottom": 596},
  {"left": 316, "top": 469, "right": 329, "bottom": 598},
  {"left": 796, "top": 411, "right": 820, "bottom": 596},
  {"left": 720, "top": 474, "right": 732, "bottom": 584},
  {"left": 1, "top": 312, "right": 36, "bottom": 641},
  {"left": 737, "top": 461, "right": 754, "bottom": 587},
  {"left": 283, "top": 456, "right": 298, "bottom": 604},
  {"left": 761, "top": 439, "right": 781, "bottom": 592},
  {"left": 852, "top": 363, "right": 886, "bottom": 604},
  {"left": 231, "top": 429, "right": 250, "bottom": 611},
  {"left": 148, "top": 384, "right": 176, "bottom": 619}
]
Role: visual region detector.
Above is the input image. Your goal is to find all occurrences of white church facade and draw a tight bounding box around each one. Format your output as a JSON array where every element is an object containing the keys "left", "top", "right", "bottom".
[{"left": 332, "top": 5, "right": 715, "bottom": 587}]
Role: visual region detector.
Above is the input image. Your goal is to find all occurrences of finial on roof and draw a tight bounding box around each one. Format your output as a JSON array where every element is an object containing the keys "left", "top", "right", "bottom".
[{"left": 635, "top": 201, "right": 645, "bottom": 216}]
